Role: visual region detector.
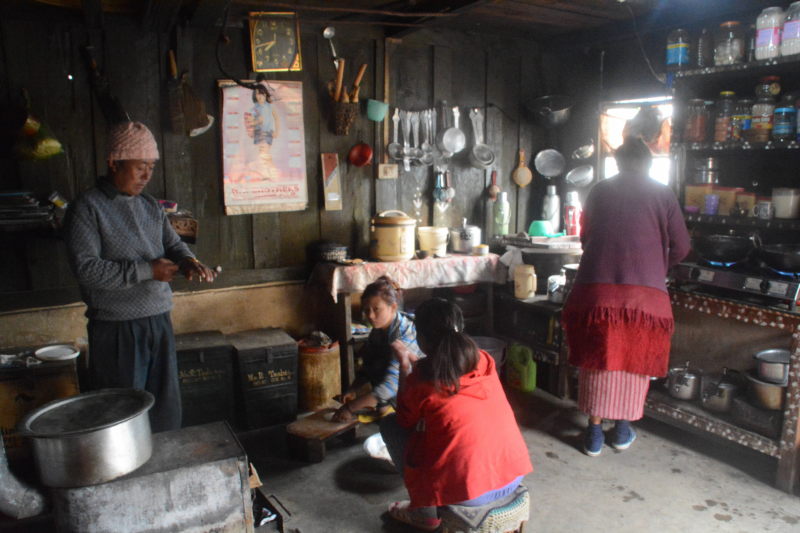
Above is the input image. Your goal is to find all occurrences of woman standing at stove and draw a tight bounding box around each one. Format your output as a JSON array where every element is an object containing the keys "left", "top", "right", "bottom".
[{"left": 562, "top": 136, "right": 690, "bottom": 456}]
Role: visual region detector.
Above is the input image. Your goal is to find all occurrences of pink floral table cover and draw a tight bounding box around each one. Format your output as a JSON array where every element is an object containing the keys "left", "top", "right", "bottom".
[{"left": 314, "top": 254, "right": 506, "bottom": 302}]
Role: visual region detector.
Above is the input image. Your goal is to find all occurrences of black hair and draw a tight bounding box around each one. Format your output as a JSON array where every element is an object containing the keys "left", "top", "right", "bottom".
[
  {"left": 614, "top": 136, "right": 652, "bottom": 172},
  {"left": 251, "top": 84, "right": 272, "bottom": 103},
  {"left": 413, "top": 298, "right": 478, "bottom": 393},
  {"left": 362, "top": 275, "right": 402, "bottom": 308}
]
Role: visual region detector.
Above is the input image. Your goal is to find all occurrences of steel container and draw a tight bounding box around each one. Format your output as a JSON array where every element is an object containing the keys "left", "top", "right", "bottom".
[
  {"left": 745, "top": 371, "right": 786, "bottom": 411},
  {"left": 667, "top": 366, "right": 700, "bottom": 400},
  {"left": 17, "top": 388, "right": 154, "bottom": 488},
  {"left": 753, "top": 348, "right": 790, "bottom": 384}
]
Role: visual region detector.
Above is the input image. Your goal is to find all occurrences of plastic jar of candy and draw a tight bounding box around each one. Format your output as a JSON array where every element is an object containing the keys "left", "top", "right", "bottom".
[
  {"left": 684, "top": 99, "right": 709, "bottom": 143},
  {"left": 782, "top": 2, "right": 800, "bottom": 56},
  {"left": 755, "top": 6, "right": 785, "bottom": 60}
]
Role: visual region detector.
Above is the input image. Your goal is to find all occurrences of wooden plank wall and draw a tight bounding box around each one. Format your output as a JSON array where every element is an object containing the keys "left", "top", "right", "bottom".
[{"left": 0, "top": 5, "right": 563, "bottom": 311}]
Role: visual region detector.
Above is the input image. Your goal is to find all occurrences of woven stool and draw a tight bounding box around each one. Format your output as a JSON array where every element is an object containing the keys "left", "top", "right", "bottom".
[{"left": 440, "top": 485, "right": 529, "bottom": 533}]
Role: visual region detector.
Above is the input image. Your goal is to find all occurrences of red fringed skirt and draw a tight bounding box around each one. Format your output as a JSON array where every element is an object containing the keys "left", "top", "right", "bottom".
[{"left": 562, "top": 283, "right": 674, "bottom": 378}]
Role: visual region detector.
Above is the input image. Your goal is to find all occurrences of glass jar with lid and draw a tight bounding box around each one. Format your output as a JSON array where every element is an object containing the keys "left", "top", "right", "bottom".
[
  {"left": 714, "top": 21, "right": 745, "bottom": 65},
  {"left": 782, "top": 2, "right": 800, "bottom": 56},
  {"left": 755, "top": 6, "right": 785, "bottom": 60},
  {"left": 684, "top": 98, "right": 709, "bottom": 143},
  {"left": 713, "top": 91, "right": 737, "bottom": 142},
  {"left": 731, "top": 99, "right": 753, "bottom": 142},
  {"left": 750, "top": 95, "right": 776, "bottom": 143},
  {"left": 756, "top": 75, "right": 781, "bottom": 98}
]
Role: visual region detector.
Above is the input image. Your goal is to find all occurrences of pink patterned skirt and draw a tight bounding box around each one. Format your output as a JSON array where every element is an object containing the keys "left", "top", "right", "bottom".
[{"left": 578, "top": 368, "right": 651, "bottom": 420}]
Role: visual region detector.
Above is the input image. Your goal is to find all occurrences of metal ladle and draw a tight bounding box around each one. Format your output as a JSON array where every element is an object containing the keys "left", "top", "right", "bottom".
[
  {"left": 322, "top": 26, "right": 338, "bottom": 69},
  {"left": 387, "top": 108, "right": 402, "bottom": 160}
]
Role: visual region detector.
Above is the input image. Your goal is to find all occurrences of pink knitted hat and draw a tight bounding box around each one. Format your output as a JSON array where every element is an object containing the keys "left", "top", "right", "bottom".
[{"left": 107, "top": 122, "right": 159, "bottom": 162}]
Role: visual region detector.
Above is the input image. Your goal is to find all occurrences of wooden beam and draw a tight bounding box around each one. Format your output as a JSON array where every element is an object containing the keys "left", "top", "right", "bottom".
[{"left": 386, "top": 0, "right": 494, "bottom": 39}]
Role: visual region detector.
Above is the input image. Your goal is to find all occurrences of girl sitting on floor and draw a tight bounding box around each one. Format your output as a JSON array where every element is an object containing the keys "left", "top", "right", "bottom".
[{"left": 333, "top": 276, "right": 422, "bottom": 422}]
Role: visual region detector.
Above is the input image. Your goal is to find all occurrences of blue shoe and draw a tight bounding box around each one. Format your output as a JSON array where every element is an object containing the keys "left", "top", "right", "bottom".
[
  {"left": 583, "top": 423, "right": 603, "bottom": 457},
  {"left": 611, "top": 420, "right": 636, "bottom": 450}
]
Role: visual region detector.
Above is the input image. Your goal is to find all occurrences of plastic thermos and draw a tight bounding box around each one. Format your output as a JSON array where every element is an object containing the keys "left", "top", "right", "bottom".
[
  {"left": 541, "top": 185, "right": 560, "bottom": 233},
  {"left": 493, "top": 191, "right": 511, "bottom": 236}
]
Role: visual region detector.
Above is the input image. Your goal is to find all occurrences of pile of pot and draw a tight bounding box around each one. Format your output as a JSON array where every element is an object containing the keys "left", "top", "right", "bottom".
[
  {"left": 666, "top": 349, "right": 790, "bottom": 413},
  {"left": 666, "top": 363, "right": 746, "bottom": 414},
  {"left": 746, "top": 348, "right": 790, "bottom": 411}
]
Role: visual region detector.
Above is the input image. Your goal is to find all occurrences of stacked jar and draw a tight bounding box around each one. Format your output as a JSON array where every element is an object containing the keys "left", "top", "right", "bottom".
[
  {"left": 782, "top": 2, "right": 800, "bottom": 56},
  {"left": 755, "top": 6, "right": 785, "bottom": 60},
  {"left": 750, "top": 76, "right": 780, "bottom": 142}
]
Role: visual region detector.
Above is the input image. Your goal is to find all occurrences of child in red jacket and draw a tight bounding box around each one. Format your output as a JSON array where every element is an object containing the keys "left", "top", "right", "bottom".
[{"left": 380, "top": 298, "right": 532, "bottom": 531}]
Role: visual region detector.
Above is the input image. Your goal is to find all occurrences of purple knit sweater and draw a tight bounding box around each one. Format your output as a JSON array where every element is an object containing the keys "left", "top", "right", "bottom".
[{"left": 574, "top": 171, "right": 691, "bottom": 292}]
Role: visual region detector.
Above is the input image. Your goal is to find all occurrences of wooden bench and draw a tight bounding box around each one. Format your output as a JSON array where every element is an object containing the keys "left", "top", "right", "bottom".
[{"left": 285, "top": 408, "right": 359, "bottom": 462}]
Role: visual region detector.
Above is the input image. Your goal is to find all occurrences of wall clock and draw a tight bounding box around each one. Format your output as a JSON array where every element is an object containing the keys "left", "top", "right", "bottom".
[{"left": 249, "top": 12, "right": 302, "bottom": 72}]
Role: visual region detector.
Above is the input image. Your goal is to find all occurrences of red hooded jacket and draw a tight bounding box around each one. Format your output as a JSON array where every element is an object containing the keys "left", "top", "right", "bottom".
[{"left": 396, "top": 350, "right": 533, "bottom": 507}]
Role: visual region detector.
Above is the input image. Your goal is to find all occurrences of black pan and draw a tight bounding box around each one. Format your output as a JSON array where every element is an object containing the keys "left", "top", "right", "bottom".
[
  {"left": 692, "top": 234, "right": 754, "bottom": 264},
  {"left": 758, "top": 244, "right": 800, "bottom": 272}
]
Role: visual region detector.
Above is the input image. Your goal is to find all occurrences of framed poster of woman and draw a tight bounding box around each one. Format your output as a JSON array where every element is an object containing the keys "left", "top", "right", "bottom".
[
  {"left": 249, "top": 12, "right": 302, "bottom": 72},
  {"left": 218, "top": 79, "right": 308, "bottom": 214}
]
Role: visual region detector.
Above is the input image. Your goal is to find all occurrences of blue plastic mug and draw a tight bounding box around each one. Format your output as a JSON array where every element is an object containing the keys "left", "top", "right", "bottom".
[{"left": 366, "top": 99, "right": 389, "bottom": 122}]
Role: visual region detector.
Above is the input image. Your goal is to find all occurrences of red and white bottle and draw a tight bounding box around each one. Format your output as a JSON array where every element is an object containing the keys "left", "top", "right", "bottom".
[{"left": 564, "top": 191, "right": 582, "bottom": 236}]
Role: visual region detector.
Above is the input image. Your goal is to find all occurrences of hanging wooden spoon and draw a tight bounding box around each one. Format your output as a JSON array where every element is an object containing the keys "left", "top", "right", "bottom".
[
  {"left": 488, "top": 168, "right": 500, "bottom": 200},
  {"left": 512, "top": 150, "right": 532, "bottom": 188}
]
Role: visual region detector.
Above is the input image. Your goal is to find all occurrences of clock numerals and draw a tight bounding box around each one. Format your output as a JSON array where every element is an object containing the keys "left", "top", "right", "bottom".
[{"left": 249, "top": 12, "right": 302, "bottom": 72}]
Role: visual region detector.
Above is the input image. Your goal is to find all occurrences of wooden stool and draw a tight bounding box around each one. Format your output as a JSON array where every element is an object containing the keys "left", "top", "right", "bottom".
[
  {"left": 286, "top": 408, "right": 359, "bottom": 462},
  {"left": 439, "top": 485, "right": 529, "bottom": 533}
]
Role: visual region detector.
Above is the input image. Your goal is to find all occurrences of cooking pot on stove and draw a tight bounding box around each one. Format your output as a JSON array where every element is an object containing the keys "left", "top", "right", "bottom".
[
  {"left": 756, "top": 243, "right": 800, "bottom": 273},
  {"left": 691, "top": 233, "right": 755, "bottom": 264},
  {"left": 667, "top": 363, "right": 700, "bottom": 400},
  {"left": 16, "top": 388, "right": 154, "bottom": 487}
]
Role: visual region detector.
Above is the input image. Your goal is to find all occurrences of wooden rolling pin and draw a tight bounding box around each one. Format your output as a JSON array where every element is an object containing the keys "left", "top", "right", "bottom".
[
  {"left": 350, "top": 63, "right": 368, "bottom": 101},
  {"left": 333, "top": 58, "right": 346, "bottom": 102}
]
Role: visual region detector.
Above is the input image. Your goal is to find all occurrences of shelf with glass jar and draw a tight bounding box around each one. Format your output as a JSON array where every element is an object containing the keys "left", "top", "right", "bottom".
[{"left": 674, "top": 54, "right": 800, "bottom": 80}]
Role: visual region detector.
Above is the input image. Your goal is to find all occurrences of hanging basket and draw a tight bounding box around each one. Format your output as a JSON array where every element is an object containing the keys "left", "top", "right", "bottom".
[{"left": 332, "top": 102, "right": 358, "bottom": 136}]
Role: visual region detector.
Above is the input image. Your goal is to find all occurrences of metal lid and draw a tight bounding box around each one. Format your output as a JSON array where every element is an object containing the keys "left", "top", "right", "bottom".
[{"left": 18, "top": 388, "right": 154, "bottom": 438}]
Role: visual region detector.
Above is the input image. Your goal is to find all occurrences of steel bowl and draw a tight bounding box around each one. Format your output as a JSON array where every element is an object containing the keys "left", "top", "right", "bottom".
[
  {"left": 753, "top": 348, "right": 790, "bottom": 384},
  {"left": 17, "top": 388, "right": 154, "bottom": 488}
]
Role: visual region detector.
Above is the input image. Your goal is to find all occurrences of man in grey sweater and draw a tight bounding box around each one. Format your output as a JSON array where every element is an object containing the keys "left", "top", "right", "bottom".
[{"left": 64, "top": 121, "right": 216, "bottom": 431}]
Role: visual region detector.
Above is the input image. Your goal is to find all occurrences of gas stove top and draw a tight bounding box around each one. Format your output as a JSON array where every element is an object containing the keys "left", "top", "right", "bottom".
[{"left": 673, "top": 261, "right": 800, "bottom": 311}]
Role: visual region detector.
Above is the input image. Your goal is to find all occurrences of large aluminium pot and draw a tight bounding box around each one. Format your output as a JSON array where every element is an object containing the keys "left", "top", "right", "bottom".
[
  {"left": 17, "top": 388, "right": 154, "bottom": 488},
  {"left": 691, "top": 234, "right": 754, "bottom": 263},
  {"left": 370, "top": 210, "right": 416, "bottom": 261}
]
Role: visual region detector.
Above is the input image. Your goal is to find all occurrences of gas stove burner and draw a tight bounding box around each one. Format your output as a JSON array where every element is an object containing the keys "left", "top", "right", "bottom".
[
  {"left": 704, "top": 260, "right": 738, "bottom": 268},
  {"left": 767, "top": 267, "right": 800, "bottom": 279}
]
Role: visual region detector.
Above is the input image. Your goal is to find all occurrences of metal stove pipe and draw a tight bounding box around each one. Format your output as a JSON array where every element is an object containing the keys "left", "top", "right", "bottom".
[{"left": 0, "top": 434, "right": 47, "bottom": 519}]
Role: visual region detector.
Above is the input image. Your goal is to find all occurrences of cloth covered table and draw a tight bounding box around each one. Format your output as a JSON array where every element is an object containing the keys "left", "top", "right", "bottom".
[{"left": 313, "top": 253, "right": 505, "bottom": 302}]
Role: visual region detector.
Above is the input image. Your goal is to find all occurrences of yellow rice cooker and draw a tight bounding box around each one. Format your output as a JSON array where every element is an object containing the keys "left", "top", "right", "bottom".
[{"left": 370, "top": 210, "right": 416, "bottom": 261}]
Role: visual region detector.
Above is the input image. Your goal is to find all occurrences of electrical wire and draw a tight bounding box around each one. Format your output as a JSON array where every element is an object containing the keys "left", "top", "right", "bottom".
[{"left": 625, "top": 2, "right": 665, "bottom": 86}]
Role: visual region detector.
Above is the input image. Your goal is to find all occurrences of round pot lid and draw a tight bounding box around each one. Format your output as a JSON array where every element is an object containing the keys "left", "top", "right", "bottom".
[
  {"left": 534, "top": 149, "right": 566, "bottom": 177},
  {"left": 19, "top": 388, "right": 154, "bottom": 437},
  {"left": 373, "top": 210, "right": 415, "bottom": 226}
]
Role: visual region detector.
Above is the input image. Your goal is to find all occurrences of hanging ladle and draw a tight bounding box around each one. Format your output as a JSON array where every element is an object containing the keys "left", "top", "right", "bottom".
[{"left": 322, "top": 26, "right": 338, "bottom": 69}]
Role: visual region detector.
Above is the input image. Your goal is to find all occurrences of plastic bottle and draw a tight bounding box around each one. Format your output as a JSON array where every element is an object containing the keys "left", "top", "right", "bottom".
[
  {"left": 755, "top": 6, "right": 785, "bottom": 60},
  {"left": 493, "top": 191, "right": 510, "bottom": 236},
  {"left": 541, "top": 185, "right": 561, "bottom": 234},
  {"left": 666, "top": 28, "right": 691, "bottom": 71},
  {"left": 713, "top": 91, "right": 736, "bottom": 142},
  {"left": 564, "top": 191, "right": 582, "bottom": 236},
  {"left": 773, "top": 95, "right": 796, "bottom": 141},
  {"left": 696, "top": 27, "right": 714, "bottom": 67},
  {"left": 781, "top": 2, "right": 800, "bottom": 56}
]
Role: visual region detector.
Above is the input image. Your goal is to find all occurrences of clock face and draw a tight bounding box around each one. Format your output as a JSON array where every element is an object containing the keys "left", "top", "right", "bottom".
[{"left": 250, "top": 13, "right": 302, "bottom": 72}]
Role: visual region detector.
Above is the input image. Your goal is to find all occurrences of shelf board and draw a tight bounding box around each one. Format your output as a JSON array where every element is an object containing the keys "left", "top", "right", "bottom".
[
  {"left": 674, "top": 55, "right": 800, "bottom": 81},
  {"left": 673, "top": 141, "right": 800, "bottom": 153},
  {"left": 683, "top": 213, "right": 800, "bottom": 231},
  {"left": 645, "top": 389, "right": 780, "bottom": 458}
]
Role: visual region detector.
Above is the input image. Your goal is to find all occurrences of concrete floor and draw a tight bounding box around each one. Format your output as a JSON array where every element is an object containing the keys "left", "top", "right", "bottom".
[{"left": 241, "top": 388, "right": 800, "bottom": 533}]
